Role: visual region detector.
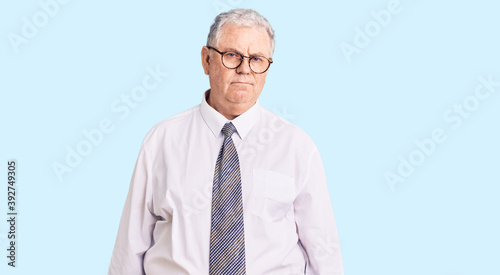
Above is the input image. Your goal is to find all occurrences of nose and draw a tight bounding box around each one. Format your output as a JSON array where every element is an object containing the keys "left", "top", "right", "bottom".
[{"left": 235, "top": 57, "right": 251, "bottom": 74}]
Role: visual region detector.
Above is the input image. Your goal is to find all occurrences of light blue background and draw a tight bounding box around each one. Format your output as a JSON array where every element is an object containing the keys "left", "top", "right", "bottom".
[{"left": 1, "top": 0, "right": 499, "bottom": 274}]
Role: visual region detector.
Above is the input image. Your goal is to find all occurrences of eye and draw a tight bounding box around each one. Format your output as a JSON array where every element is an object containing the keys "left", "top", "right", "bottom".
[
  {"left": 251, "top": 56, "right": 263, "bottom": 63},
  {"left": 226, "top": 52, "right": 239, "bottom": 58}
]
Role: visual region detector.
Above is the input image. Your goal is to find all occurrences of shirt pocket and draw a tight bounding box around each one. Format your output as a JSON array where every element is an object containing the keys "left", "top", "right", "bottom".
[{"left": 250, "top": 169, "right": 296, "bottom": 222}]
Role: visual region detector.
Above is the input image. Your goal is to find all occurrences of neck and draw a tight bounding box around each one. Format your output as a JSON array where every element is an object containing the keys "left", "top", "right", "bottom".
[{"left": 206, "top": 91, "right": 244, "bottom": 120}]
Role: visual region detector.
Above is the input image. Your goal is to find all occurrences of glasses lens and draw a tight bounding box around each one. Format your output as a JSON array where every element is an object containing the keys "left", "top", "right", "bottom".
[
  {"left": 249, "top": 56, "right": 270, "bottom": 73},
  {"left": 221, "top": 51, "right": 271, "bottom": 73},
  {"left": 222, "top": 52, "right": 242, "bottom": 69}
]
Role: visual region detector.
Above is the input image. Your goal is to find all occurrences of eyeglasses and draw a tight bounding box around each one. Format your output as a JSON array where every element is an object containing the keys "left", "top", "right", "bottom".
[{"left": 207, "top": 46, "right": 273, "bottom": 74}]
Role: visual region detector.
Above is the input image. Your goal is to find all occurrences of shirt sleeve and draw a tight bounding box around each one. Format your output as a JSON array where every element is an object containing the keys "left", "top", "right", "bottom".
[
  {"left": 294, "top": 147, "right": 344, "bottom": 275},
  {"left": 108, "top": 143, "right": 157, "bottom": 275}
]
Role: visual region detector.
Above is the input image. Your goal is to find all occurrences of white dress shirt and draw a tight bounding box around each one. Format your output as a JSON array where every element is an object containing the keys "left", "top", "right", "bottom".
[{"left": 108, "top": 91, "right": 344, "bottom": 275}]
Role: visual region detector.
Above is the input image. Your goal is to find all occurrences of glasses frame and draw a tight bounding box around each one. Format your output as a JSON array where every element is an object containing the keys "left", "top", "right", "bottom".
[{"left": 207, "top": 46, "right": 273, "bottom": 74}]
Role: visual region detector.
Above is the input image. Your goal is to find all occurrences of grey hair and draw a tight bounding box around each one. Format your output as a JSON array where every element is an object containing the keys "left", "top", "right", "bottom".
[{"left": 207, "top": 9, "right": 275, "bottom": 56}]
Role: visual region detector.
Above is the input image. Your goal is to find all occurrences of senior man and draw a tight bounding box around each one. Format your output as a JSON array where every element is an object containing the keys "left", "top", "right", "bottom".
[{"left": 109, "top": 9, "right": 343, "bottom": 275}]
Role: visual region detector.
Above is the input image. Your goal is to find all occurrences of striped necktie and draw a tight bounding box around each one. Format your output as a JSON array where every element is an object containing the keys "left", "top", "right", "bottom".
[{"left": 209, "top": 122, "right": 246, "bottom": 275}]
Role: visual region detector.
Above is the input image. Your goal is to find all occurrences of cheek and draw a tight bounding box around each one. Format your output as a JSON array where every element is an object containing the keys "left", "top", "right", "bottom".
[
  {"left": 209, "top": 69, "right": 223, "bottom": 88},
  {"left": 211, "top": 66, "right": 233, "bottom": 86},
  {"left": 255, "top": 75, "right": 267, "bottom": 88}
]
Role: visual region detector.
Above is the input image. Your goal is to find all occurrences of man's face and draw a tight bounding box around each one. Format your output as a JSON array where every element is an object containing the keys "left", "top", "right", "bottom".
[{"left": 201, "top": 24, "right": 271, "bottom": 119}]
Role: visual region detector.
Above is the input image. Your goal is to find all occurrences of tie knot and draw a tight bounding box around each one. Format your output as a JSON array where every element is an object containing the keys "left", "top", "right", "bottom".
[{"left": 221, "top": 122, "right": 236, "bottom": 138}]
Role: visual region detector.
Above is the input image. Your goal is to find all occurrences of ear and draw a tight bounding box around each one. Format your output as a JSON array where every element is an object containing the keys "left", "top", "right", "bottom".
[{"left": 201, "top": 46, "right": 211, "bottom": 75}]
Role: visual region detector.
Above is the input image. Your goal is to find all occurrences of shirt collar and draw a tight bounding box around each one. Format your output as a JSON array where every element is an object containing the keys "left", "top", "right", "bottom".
[{"left": 200, "top": 89, "right": 261, "bottom": 140}]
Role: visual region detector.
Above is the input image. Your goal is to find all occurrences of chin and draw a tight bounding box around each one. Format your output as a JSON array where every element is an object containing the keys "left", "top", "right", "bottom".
[{"left": 227, "top": 89, "right": 252, "bottom": 102}]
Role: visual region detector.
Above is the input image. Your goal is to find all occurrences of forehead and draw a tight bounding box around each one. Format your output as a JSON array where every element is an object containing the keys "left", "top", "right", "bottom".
[{"left": 217, "top": 24, "right": 271, "bottom": 56}]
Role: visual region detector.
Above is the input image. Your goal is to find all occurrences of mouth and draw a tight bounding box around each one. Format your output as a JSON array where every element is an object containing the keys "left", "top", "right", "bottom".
[{"left": 231, "top": 81, "right": 253, "bottom": 85}]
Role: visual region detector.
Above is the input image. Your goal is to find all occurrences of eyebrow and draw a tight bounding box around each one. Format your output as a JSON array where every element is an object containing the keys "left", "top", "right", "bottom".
[{"left": 224, "top": 47, "right": 268, "bottom": 57}]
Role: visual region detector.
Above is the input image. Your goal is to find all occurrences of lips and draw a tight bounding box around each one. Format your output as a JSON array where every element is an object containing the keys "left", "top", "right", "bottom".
[{"left": 231, "top": 81, "right": 252, "bottom": 85}]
